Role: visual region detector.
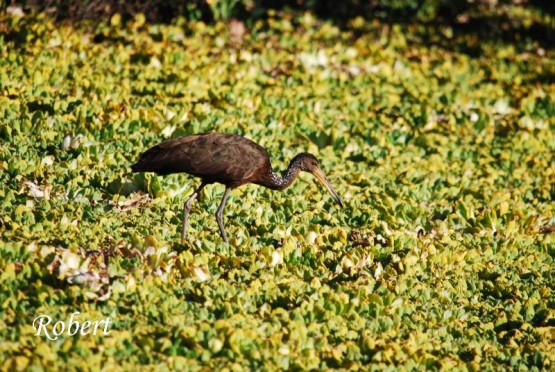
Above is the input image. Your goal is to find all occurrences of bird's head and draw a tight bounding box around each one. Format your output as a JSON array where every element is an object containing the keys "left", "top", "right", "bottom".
[
  {"left": 290, "top": 153, "right": 343, "bottom": 207},
  {"left": 291, "top": 153, "right": 320, "bottom": 172}
]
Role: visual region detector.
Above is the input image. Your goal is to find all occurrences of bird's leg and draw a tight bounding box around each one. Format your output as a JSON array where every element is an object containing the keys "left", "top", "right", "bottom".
[
  {"left": 216, "top": 187, "right": 231, "bottom": 243},
  {"left": 181, "top": 182, "right": 206, "bottom": 243}
]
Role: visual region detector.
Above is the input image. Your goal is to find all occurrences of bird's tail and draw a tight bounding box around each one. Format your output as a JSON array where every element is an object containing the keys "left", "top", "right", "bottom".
[
  {"left": 131, "top": 158, "right": 170, "bottom": 174},
  {"left": 131, "top": 162, "right": 147, "bottom": 172}
]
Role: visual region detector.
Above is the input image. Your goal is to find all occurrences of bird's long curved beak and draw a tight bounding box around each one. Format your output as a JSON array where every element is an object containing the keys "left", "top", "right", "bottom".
[{"left": 312, "top": 168, "right": 343, "bottom": 208}]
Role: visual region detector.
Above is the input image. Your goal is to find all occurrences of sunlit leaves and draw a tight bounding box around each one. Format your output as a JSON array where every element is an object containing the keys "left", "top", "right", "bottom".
[{"left": 0, "top": 8, "right": 554, "bottom": 371}]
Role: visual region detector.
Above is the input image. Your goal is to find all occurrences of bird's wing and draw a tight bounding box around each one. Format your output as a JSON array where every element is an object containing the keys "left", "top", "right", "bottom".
[
  {"left": 131, "top": 134, "right": 203, "bottom": 175},
  {"left": 132, "top": 133, "right": 269, "bottom": 185},
  {"left": 184, "top": 134, "right": 269, "bottom": 184}
]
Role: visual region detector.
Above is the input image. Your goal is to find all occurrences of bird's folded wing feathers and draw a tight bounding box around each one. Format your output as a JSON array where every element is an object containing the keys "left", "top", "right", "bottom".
[{"left": 133, "top": 133, "right": 269, "bottom": 183}]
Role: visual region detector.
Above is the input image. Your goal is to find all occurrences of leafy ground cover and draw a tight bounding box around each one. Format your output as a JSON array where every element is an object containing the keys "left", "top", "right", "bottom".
[{"left": 0, "top": 10, "right": 554, "bottom": 370}]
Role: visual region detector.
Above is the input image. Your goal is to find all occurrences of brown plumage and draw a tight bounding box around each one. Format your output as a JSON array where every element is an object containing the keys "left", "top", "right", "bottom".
[{"left": 131, "top": 132, "right": 342, "bottom": 243}]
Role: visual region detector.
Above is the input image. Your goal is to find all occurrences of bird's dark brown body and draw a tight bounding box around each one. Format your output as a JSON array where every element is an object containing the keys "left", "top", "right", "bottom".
[
  {"left": 131, "top": 132, "right": 342, "bottom": 243},
  {"left": 133, "top": 133, "right": 274, "bottom": 188}
]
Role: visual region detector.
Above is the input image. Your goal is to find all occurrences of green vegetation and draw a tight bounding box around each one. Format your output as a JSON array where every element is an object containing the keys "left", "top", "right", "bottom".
[{"left": 1, "top": 9, "right": 554, "bottom": 370}]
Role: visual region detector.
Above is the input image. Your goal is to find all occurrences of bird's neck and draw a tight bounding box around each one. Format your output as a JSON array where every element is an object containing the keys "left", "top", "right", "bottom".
[{"left": 261, "top": 166, "right": 300, "bottom": 191}]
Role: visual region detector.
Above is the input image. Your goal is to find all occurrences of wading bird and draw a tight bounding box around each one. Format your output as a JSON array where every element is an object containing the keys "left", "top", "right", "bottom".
[{"left": 131, "top": 132, "right": 342, "bottom": 243}]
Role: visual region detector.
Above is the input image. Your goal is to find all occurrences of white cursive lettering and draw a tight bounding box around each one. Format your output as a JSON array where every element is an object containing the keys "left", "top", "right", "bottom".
[{"left": 33, "top": 312, "right": 113, "bottom": 340}]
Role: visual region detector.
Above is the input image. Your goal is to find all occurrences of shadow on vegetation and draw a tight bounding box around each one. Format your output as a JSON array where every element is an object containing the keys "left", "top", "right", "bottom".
[{"left": 4, "top": 0, "right": 554, "bottom": 51}]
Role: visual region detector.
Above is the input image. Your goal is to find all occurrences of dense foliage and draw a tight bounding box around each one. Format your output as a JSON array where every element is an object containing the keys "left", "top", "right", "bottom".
[
  {"left": 0, "top": 9, "right": 554, "bottom": 370},
  {"left": 4, "top": 0, "right": 555, "bottom": 27}
]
